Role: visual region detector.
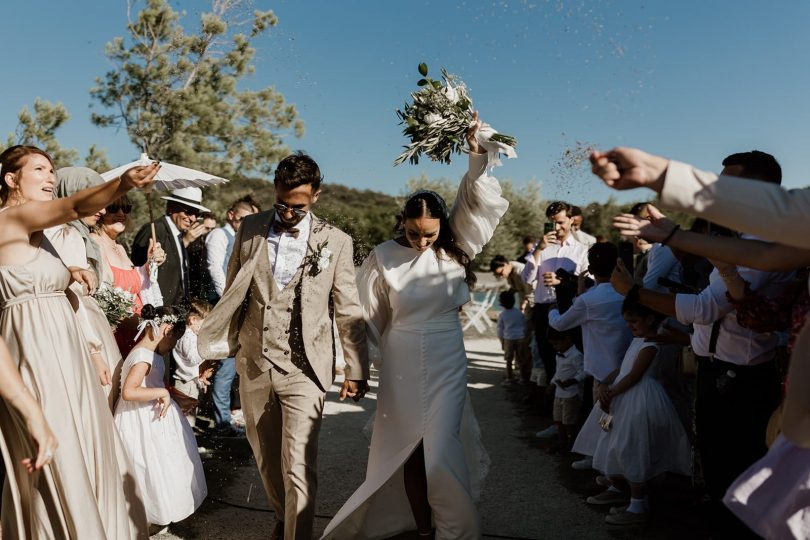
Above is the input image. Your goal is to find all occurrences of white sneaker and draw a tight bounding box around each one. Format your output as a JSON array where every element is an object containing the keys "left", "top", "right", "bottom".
[
  {"left": 535, "top": 425, "right": 558, "bottom": 439},
  {"left": 571, "top": 457, "right": 593, "bottom": 470}
]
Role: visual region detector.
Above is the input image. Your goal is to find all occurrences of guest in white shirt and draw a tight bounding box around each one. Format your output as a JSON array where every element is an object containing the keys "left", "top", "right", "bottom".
[
  {"left": 549, "top": 242, "right": 633, "bottom": 404},
  {"left": 206, "top": 197, "right": 258, "bottom": 301},
  {"left": 547, "top": 328, "right": 585, "bottom": 450},
  {"left": 497, "top": 291, "right": 528, "bottom": 384},
  {"left": 205, "top": 196, "right": 258, "bottom": 436},
  {"left": 521, "top": 201, "right": 589, "bottom": 392}
]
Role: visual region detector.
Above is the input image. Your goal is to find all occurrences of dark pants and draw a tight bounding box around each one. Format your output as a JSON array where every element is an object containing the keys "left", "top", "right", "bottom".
[
  {"left": 695, "top": 356, "right": 780, "bottom": 538},
  {"left": 532, "top": 304, "right": 557, "bottom": 383}
]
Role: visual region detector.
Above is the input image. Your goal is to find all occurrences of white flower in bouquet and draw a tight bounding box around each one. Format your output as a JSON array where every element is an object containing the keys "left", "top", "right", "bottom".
[
  {"left": 92, "top": 283, "right": 136, "bottom": 328},
  {"left": 395, "top": 63, "right": 516, "bottom": 166}
]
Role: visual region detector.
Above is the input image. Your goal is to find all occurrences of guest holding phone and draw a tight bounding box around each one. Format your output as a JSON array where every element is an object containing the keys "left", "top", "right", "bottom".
[{"left": 521, "top": 202, "right": 589, "bottom": 414}]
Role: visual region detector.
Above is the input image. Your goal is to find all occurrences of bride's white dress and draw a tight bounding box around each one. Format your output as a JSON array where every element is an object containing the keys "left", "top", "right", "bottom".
[{"left": 321, "top": 152, "right": 509, "bottom": 540}]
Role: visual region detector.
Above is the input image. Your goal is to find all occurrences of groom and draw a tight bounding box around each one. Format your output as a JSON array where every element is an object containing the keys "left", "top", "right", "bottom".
[{"left": 198, "top": 152, "right": 369, "bottom": 540}]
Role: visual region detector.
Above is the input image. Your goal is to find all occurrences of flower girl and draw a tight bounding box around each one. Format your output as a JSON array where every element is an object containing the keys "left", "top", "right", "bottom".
[
  {"left": 573, "top": 299, "right": 691, "bottom": 526},
  {"left": 114, "top": 304, "right": 207, "bottom": 532}
]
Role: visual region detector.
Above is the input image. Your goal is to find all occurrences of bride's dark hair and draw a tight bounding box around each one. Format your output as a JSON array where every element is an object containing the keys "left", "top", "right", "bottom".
[{"left": 396, "top": 190, "right": 476, "bottom": 288}]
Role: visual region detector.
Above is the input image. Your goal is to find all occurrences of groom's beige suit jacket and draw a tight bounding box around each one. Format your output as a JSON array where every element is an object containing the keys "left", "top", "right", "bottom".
[{"left": 197, "top": 210, "right": 368, "bottom": 389}]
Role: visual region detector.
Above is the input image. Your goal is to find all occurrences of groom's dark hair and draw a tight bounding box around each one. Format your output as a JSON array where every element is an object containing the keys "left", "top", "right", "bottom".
[{"left": 274, "top": 152, "right": 323, "bottom": 191}]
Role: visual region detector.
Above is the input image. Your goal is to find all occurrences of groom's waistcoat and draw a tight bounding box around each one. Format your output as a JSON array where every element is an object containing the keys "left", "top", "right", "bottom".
[
  {"left": 255, "top": 263, "right": 312, "bottom": 376},
  {"left": 196, "top": 210, "right": 370, "bottom": 392}
]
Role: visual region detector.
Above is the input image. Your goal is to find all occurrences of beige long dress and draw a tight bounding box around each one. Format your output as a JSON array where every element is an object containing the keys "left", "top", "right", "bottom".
[
  {"left": 0, "top": 234, "right": 148, "bottom": 539},
  {"left": 46, "top": 224, "right": 124, "bottom": 410}
]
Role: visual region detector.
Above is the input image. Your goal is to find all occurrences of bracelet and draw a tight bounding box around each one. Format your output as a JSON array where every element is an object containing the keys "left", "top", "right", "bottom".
[
  {"left": 626, "top": 284, "right": 641, "bottom": 303},
  {"left": 661, "top": 224, "right": 681, "bottom": 246}
]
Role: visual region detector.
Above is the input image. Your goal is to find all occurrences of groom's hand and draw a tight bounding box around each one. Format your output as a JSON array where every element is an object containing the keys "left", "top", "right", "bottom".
[{"left": 339, "top": 379, "right": 369, "bottom": 402}]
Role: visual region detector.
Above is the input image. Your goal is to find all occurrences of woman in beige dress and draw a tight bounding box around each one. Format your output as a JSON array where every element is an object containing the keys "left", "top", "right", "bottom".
[
  {"left": 0, "top": 144, "right": 158, "bottom": 539},
  {"left": 45, "top": 167, "right": 166, "bottom": 409}
]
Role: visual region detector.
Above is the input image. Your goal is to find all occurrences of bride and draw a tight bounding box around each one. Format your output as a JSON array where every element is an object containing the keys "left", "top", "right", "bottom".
[{"left": 322, "top": 115, "right": 512, "bottom": 539}]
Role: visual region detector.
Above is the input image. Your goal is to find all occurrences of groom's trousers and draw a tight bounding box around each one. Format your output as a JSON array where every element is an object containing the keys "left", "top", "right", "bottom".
[{"left": 239, "top": 358, "right": 325, "bottom": 540}]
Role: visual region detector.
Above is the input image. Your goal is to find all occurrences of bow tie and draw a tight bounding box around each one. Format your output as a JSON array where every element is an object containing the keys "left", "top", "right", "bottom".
[
  {"left": 556, "top": 352, "right": 567, "bottom": 358},
  {"left": 273, "top": 222, "right": 300, "bottom": 239}
]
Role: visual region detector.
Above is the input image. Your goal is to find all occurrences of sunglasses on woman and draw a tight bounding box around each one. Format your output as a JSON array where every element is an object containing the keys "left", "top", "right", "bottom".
[{"left": 107, "top": 203, "right": 133, "bottom": 214}]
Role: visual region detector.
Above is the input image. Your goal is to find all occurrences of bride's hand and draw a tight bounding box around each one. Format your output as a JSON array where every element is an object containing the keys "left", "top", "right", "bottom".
[
  {"left": 466, "top": 111, "right": 484, "bottom": 155},
  {"left": 91, "top": 351, "right": 111, "bottom": 387}
]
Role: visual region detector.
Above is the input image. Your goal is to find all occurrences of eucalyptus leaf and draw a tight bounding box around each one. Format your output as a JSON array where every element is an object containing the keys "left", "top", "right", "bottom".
[
  {"left": 417, "top": 79, "right": 428, "bottom": 87},
  {"left": 418, "top": 63, "right": 429, "bottom": 76}
]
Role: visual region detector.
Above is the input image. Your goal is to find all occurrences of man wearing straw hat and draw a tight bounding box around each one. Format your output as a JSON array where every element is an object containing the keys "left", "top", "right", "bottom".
[{"left": 132, "top": 186, "right": 210, "bottom": 307}]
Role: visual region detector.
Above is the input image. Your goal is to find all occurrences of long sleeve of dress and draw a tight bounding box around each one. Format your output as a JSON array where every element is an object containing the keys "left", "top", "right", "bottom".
[
  {"left": 450, "top": 152, "right": 510, "bottom": 260},
  {"left": 357, "top": 250, "right": 390, "bottom": 368},
  {"left": 660, "top": 161, "right": 810, "bottom": 249}
]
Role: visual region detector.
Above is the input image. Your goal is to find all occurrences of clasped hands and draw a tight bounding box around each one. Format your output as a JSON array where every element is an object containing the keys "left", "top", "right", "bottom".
[{"left": 340, "top": 379, "right": 369, "bottom": 402}]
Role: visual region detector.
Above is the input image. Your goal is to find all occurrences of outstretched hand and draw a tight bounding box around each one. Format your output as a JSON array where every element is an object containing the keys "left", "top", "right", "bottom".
[
  {"left": 120, "top": 162, "right": 161, "bottom": 191},
  {"left": 339, "top": 379, "right": 369, "bottom": 402},
  {"left": 466, "top": 112, "right": 483, "bottom": 155},
  {"left": 590, "top": 148, "right": 669, "bottom": 192},
  {"left": 613, "top": 204, "right": 676, "bottom": 243},
  {"left": 610, "top": 258, "right": 635, "bottom": 296}
]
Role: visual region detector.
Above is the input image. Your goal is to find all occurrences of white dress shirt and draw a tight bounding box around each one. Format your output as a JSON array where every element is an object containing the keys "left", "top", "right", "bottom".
[
  {"left": 521, "top": 235, "right": 588, "bottom": 305},
  {"left": 675, "top": 262, "right": 794, "bottom": 366},
  {"left": 550, "top": 345, "right": 585, "bottom": 399},
  {"left": 642, "top": 243, "right": 682, "bottom": 292},
  {"left": 267, "top": 212, "right": 312, "bottom": 290},
  {"left": 165, "top": 215, "right": 186, "bottom": 281},
  {"left": 173, "top": 328, "right": 203, "bottom": 383},
  {"left": 206, "top": 223, "right": 235, "bottom": 297},
  {"left": 548, "top": 282, "right": 633, "bottom": 381},
  {"left": 497, "top": 307, "right": 527, "bottom": 340}
]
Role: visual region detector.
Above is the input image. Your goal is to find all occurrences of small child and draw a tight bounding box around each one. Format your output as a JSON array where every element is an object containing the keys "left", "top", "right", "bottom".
[
  {"left": 546, "top": 327, "right": 584, "bottom": 451},
  {"left": 172, "top": 300, "right": 214, "bottom": 426},
  {"left": 497, "top": 291, "right": 527, "bottom": 385},
  {"left": 573, "top": 299, "right": 690, "bottom": 526},
  {"left": 114, "top": 305, "right": 207, "bottom": 533}
]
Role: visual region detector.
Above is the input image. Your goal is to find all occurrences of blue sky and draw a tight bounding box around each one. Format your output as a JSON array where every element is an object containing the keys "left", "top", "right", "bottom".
[{"left": 3, "top": 0, "right": 810, "bottom": 206}]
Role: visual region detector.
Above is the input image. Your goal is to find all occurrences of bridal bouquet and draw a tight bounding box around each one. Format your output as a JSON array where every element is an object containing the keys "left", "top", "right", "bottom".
[
  {"left": 394, "top": 63, "right": 517, "bottom": 166},
  {"left": 93, "top": 283, "right": 137, "bottom": 328}
]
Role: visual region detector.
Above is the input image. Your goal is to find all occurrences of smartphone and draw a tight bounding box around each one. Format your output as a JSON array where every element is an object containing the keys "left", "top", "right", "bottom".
[{"left": 543, "top": 222, "right": 554, "bottom": 235}]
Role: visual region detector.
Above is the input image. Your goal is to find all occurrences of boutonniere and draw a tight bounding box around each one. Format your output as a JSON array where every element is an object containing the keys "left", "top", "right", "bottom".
[{"left": 303, "top": 241, "right": 332, "bottom": 276}]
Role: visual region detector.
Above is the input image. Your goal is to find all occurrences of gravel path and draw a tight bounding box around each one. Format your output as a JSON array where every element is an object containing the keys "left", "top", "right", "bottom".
[{"left": 160, "top": 333, "right": 706, "bottom": 539}]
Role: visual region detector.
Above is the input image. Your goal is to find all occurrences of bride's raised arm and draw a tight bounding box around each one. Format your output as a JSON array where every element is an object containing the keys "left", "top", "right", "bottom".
[{"left": 449, "top": 116, "right": 512, "bottom": 260}]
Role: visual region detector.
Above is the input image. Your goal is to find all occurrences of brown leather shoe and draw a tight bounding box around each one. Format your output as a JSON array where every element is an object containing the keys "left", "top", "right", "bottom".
[{"left": 270, "top": 520, "right": 284, "bottom": 540}]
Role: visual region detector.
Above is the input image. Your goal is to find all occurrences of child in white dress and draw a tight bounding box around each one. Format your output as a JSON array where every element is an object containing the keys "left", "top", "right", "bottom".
[
  {"left": 573, "top": 299, "right": 690, "bottom": 526},
  {"left": 114, "top": 304, "right": 207, "bottom": 531}
]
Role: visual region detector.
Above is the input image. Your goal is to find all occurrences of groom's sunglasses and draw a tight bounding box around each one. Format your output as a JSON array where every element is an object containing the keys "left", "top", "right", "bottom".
[
  {"left": 107, "top": 202, "right": 133, "bottom": 214},
  {"left": 273, "top": 203, "right": 307, "bottom": 218}
]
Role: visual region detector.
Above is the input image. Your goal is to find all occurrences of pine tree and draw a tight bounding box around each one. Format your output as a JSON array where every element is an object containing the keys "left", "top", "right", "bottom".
[{"left": 90, "top": 0, "right": 304, "bottom": 177}]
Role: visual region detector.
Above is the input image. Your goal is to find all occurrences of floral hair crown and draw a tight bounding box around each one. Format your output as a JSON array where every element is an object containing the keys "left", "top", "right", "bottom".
[{"left": 133, "top": 312, "right": 180, "bottom": 342}]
